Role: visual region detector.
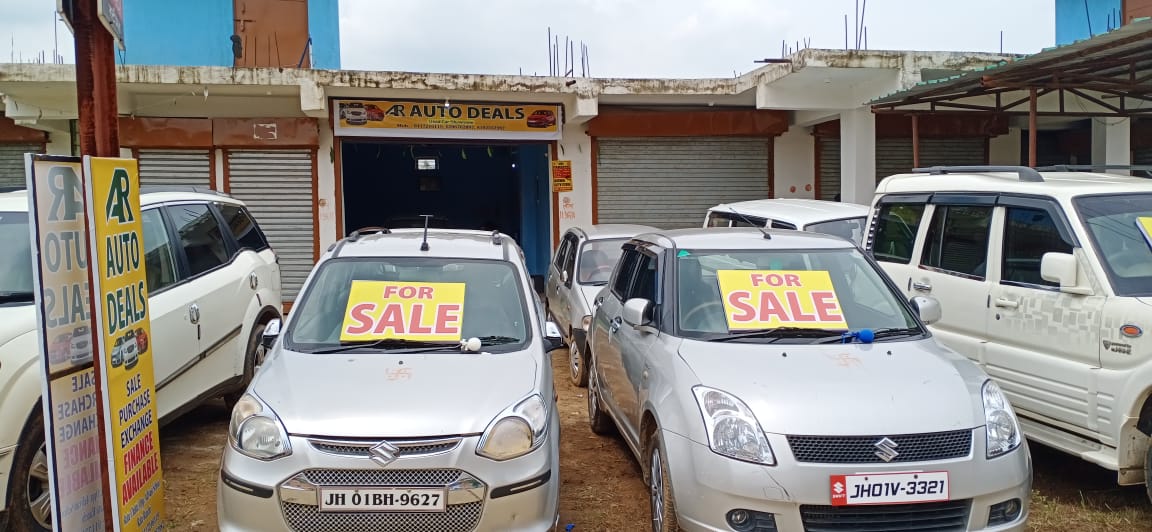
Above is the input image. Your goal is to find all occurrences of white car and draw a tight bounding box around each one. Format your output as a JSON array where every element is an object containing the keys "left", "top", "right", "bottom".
[
  {"left": 340, "top": 104, "right": 369, "bottom": 125},
  {"left": 864, "top": 164, "right": 1152, "bottom": 501},
  {"left": 705, "top": 198, "right": 871, "bottom": 245},
  {"left": 0, "top": 187, "right": 283, "bottom": 531}
]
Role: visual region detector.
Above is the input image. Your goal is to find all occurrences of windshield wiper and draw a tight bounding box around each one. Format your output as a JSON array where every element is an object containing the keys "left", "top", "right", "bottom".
[
  {"left": 310, "top": 338, "right": 461, "bottom": 354},
  {"left": 472, "top": 335, "right": 522, "bottom": 346},
  {"left": 708, "top": 327, "right": 845, "bottom": 343},
  {"left": 815, "top": 326, "right": 925, "bottom": 344},
  {"left": 0, "top": 291, "right": 35, "bottom": 303}
]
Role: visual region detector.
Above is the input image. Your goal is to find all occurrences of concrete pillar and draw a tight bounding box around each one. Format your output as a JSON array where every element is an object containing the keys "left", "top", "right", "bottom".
[
  {"left": 839, "top": 108, "right": 876, "bottom": 205},
  {"left": 1092, "top": 118, "right": 1131, "bottom": 174},
  {"left": 773, "top": 127, "right": 815, "bottom": 198},
  {"left": 989, "top": 128, "right": 1022, "bottom": 165}
]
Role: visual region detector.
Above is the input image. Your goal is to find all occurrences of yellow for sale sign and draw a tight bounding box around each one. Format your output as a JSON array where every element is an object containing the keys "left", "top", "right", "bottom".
[{"left": 84, "top": 157, "right": 164, "bottom": 531}]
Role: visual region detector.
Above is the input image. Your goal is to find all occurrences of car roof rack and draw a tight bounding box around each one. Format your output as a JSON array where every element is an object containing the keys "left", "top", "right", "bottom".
[
  {"left": 346, "top": 226, "right": 391, "bottom": 242},
  {"left": 911, "top": 165, "right": 1044, "bottom": 183},
  {"left": 1035, "top": 164, "right": 1152, "bottom": 176}
]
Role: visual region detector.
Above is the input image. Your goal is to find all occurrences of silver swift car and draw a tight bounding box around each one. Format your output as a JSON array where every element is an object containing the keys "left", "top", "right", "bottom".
[
  {"left": 586, "top": 228, "right": 1032, "bottom": 532},
  {"left": 218, "top": 228, "right": 564, "bottom": 532}
]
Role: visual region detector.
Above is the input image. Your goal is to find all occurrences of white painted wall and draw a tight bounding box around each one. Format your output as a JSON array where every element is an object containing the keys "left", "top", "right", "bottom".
[
  {"left": 555, "top": 122, "right": 592, "bottom": 245},
  {"left": 45, "top": 129, "right": 71, "bottom": 155},
  {"left": 316, "top": 120, "right": 338, "bottom": 250},
  {"left": 773, "top": 126, "right": 815, "bottom": 198},
  {"left": 989, "top": 128, "right": 1021, "bottom": 165},
  {"left": 1092, "top": 118, "right": 1131, "bottom": 174},
  {"left": 839, "top": 108, "right": 876, "bottom": 205}
]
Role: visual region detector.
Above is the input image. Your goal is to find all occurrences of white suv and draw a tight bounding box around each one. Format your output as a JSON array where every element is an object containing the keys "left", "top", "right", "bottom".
[
  {"left": 0, "top": 187, "right": 283, "bottom": 531},
  {"left": 863, "top": 165, "right": 1152, "bottom": 501}
]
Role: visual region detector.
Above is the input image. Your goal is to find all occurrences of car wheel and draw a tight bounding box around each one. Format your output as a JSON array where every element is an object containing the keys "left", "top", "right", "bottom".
[
  {"left": 1146, "top": 443, "right": 1152, "bottom": 504},
  {"left": 649, "top": 433, "right": 680, "bottom": 532},
  {"left": 569, "top": 340, "right": 589, "bottom": 387},
  {"left": 587, "top": 352, "right": 614, "bottom": 435},
  {"left": 224, "top": 321, "right": 269, "bottom": 411},
  {"left": 8, "top": 413, "right": 52, "bottom": 532}
]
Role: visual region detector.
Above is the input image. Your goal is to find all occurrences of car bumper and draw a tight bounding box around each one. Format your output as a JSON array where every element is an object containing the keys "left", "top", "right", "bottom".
[
  {"left": 218, "top": 414, "right": 560, "bottom": 532},
  {"left": 662, "top": 430, "right": 1031, "bottom": 532}
]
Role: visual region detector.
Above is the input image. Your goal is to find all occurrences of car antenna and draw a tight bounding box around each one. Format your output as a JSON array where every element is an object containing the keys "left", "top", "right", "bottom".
[
  {"left": 727, "top": 207, "right": 771, "bottom": 239},
  {"left": 419, "top": 214, "right": 432, "bottom": 251}
]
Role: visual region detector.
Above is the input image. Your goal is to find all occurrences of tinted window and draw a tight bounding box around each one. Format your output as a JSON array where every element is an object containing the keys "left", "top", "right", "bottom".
[
  {"left": 561, "top": 236, "right": 578, "bottom": 284},
  {"left": 921, "top": 205, "right": 993, "bottom": 279},
  {"left": 141, "top": 209, "right": 179, "bottom": 293},
  {"left": 553, "top": 236, "right": 572, "bottom": 269},
  {"left": 612, "top": 250, "right": 641, "bottom": 299},
  {"left": 770, "top": 220, "right": 798, "bottom": 230},
  {"left": 168, "top": 203, "right": 229, "bottom": 277},
  {"left": 1002, "top": 207, "right": 1072, "bottom": 287},
  {"left": 631, "top": 253, "right": 658, "bottom": 302},
  {"left": 872, "top": 203, "right": 924, "bottom": 264},
  {"left": 218, "top": 203, "right": 268, "bottom": 251},
  {"left": 0, "top": 212, "right": 33, "bottom": 296},
  {"left": 706, "top": 211, "right": 767, "bottom": 228}
]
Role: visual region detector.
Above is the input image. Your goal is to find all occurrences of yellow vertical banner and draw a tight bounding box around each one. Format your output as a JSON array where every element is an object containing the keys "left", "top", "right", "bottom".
[{"left": 84, "top": 157, "right": 164, "bottom": 531}]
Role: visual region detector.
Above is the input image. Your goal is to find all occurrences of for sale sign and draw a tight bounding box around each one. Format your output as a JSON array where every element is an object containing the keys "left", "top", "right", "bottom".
[
  {"left": 26, "top": 155, "right": 107, "bottom": 531},
  {"left": 716, "top": 270, "right": 848, "bottom": 330},
  {"left": 340, "top": 281, "right": 466, "bottom": 342},
  {"left": 84, "top": 157, "right": 164, "bottom": 531}
]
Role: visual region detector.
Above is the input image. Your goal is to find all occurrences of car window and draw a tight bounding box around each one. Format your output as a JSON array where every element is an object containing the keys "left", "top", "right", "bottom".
[
  {"left": 217, "top": 203, "right": 269, "bottom": 252},
  {"left": 705, "top": 212, "right": 731, "bottom": 227},
  {"left": 675, "top": 248, "right": 918, "bottom": 336},
  {"left": 140, "top": 208, "right": 179, "bottom": 293},
  {"left": 706, "top": 211, "right": 767, "bottom": 228},
  {"left": 561, "top": 235, "right": 578, "bottom": 284},
  {"left": 1075, "top": 193, "right": 1152, "bottom": 297},
  {"left": 807, "top": 217, "right": 867, "bottom": 244},
  {"left": 167, "top": 203, "right": 230, "bottom": 277},
  {"left": 1001, "top": 207, "right": 1072, "bottom": 287},
  {"left": 285, "top": 258, "right": 529, "bottom": 351},
  {"left": 921, "top": 205, "right": 992, "bottom": 279},
  {"left": 630, "top": 253, "right": 658, "bottom": 302},
  {"left": 872, "top": 203, "right": 925, "bottom": 264},
  {"left": 577, "top": 238, "right": 628, "bottom": 285},
  {"left": 553, "top": 235, "right": 572, "bottom": 270},
  {"left": 611, "top": 249, "right": 641, "bottom": 300},
  {"left": 770, "top": 220, "right": 797, "bottom": 230},
  {"left": 0, "top": 212, "right": 33, "bottom": 296}
]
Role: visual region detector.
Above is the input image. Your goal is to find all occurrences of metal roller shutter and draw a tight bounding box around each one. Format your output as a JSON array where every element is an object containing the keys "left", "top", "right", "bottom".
[
  {"left": 226, "top": 150, "right": 315, "bottom": 301},
  {"left": 596, "top": 137, "right": 770, "bottom": 229},
  {"left": 137, "top": 149, "right": 213, "bottom": 188},
  {"left": 917, "top": 138, "right": 987, "bottom": 169},
  {"left": 817, "top": 137, "right": 840, "bottom": 201},
  {"left": 0, "top": 143, "right": 41, "bottom": 188},
  {"left": 819, "top": 137, "right": 986, "bottom": 200},
  {"left": 1134, "top": 147, "right": 1152, "bottom": 166}
]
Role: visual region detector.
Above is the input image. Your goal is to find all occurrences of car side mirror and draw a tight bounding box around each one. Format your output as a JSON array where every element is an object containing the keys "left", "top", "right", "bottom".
[
  {"left": 622, "top": 298, "right": 653, "bottom": 328},
  {"left": 261, "top": 319, "right": 282, "bottom": 350},
  {"left": 560, "top": 270, "right": 569, "bottom": 284},
  {"left": 1040, "top": 252, "right": 1092, "bottom": 295},
  {"left": 544, "top": 320, "right": 565, "bottom": 352},
  {"left": 909, "top": 296, "right": 942, "bottom": 326}
]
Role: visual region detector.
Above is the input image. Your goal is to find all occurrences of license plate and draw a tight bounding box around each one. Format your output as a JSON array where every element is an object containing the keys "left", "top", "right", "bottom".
[
  {"left": 830, "top": 471, "right": 949, "bottom": 506},
  {"left": 318, "top": 487, "right": 447, "bottom": 512}
]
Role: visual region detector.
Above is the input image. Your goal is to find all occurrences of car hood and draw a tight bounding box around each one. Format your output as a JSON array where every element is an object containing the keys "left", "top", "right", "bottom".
[
  {"left": 676, "top": 338, "right": 987, "bottom": 436},
  {"left": 253, "top": 349, "right": 538, "bottom": 438},
  {"left": 0, "top": 304, "right": 38, "bottom": 348}
]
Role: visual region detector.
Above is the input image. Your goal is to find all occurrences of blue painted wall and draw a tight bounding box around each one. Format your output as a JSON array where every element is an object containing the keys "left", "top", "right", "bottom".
[
  {"left": 115, "top": 0, "right": 340, "bottom": 68},
  {"left": 1055, "top": 0, "right": 1123, "bottom": 45},
  {"left": 308, "top": 0, "right": 341, "bottom": 69},
  {"left": 117, "top": 0, "right": 234, "bottom": 66}
]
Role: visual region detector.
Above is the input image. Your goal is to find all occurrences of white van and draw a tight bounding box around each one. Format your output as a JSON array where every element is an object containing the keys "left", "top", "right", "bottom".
[
  {"left": 705, "top": 198, "right": 870, "bottom": 244},
  {"left": 863, "top": 165, "right": 1152, "bottom": 502}
]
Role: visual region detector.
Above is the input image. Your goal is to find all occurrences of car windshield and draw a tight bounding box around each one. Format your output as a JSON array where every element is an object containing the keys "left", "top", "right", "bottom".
[
  {"left": 577, "top": 238, "right": 628, "bottom": 285},
  {"left": 676, "top": 247, "right": 920, "bottom": 339},
  {"left": 805, "top": 217, "right": 867, "bottom": 244},
  {"left": 285, "top": 257, "right": 530, "bottom": 352},
  {"left": 1075, "top": 193, "right": 1152, "bottom": 297},
  {"left": 0, "top": 212, "right": 34, "bottom": 303},
  {"left": 705, "top": 211, "right": 768, "bottom": 228}
]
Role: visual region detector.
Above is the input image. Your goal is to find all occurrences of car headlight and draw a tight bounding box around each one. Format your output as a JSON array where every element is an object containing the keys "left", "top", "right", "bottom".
[
  {"left": 228, "top": 393, "right": 292, "bottom": 460},
  {"left": 692, "top": 386, "right": 775, "bottom": 465},
  {"left": 581, "top": 315, "right": 592, "bottom": 330},
  {"left": 477, "top": 394, "right": 549, "bottom": 461},
  {"left": 982, "top": 380, "right": 1021, "bottom": 458}
]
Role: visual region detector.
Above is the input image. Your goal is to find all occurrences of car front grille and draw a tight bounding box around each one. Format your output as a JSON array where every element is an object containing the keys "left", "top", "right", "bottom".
[
  {"left": 280, "top": 469, "right": 484, "bottom": 532},
  {"left": 281, "top": 500, "right": 483, "bottom": 532},
  {"left": 799, "top": 500, "right": 971, "bottom": 532},
  {"left": 309, "top": 437, "right": 461, "bottom": 459},
  {"left": 786, "top": 430, "right": 972, "bottom": 464}
]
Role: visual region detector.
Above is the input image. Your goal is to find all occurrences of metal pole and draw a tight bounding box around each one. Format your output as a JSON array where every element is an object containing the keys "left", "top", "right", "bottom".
[
  {"left": 1028, "top": 87, "right": 1038, "bottom": 167},
  {"left": 911, "top": 115, "right": 920, "bottom": 168},
  {"left": 73, "top": 0, "right": 98, "bottom": 156},
  {"left": 92, "top": 18, "right": 119, "bottom": 156}
]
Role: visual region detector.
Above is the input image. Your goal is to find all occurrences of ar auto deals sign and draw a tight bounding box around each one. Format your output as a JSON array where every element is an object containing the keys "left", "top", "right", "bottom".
[
  {"left": 26, "top": 155, "right": 106, "bottom": 532},
  {"left": 84, "top": 156, "right": 164, "bottom": 531}
]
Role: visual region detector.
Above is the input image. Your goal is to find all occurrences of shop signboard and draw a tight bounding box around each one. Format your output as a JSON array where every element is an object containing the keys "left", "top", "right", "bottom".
[
  {"left": 333, "top": 99, "right": 563, "bottom": 141},
  {"left": 551, "top": 160, "right": 573, "bottom": 192},
  {"left": 99, "top": 0, "right": 125, "bottom": 49},
  {"left": 26, "top": 154, "right": 107, "bottom": 532},
  {"left": 84, "top": 156, "right": 164, "bottom": 531}
]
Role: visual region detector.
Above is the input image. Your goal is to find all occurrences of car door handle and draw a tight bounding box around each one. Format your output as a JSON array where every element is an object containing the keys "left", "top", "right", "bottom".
[
  {"left": 189, "top": 304, "right": 200, "bottom": 324},
  {"left": 912, "top": 281, "right": 932, "bottom": 292},
  {"left": 609, "top": 317, "right": 621, "bottom": 333},
  {"left": 994, "top": 297, "right": 1020, "bottom": 309}
]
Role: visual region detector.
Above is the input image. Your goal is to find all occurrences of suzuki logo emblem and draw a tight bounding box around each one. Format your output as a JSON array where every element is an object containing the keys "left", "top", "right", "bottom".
[
  {"left": 370, "top": 440, "right": 400, "bottom": 467},
  {"left": 874, "top": 437, "right": 900, "bottom": 462}
]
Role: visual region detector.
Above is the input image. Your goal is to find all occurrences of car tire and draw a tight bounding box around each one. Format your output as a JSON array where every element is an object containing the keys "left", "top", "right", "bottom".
[
  {"left": 8, "top": 412, "right": 52, "bottom": 532},
  {"left": 587, "top": 352, "right": 614, "bottom": 435},
  {"left": 1146, "top": 443, "right": 1152, "bottom": 504},
  {"left": 649, "top": 432, "right": 680, "bottom": 532},
  {"left": 568, "top": 340, "right": 589, "bottom": 388},
  {"left": 224, "top": 321, "right": 269, "bottom": 412}
]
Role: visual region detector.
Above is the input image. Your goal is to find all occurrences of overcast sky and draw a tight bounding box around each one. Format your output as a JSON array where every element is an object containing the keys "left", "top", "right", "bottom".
[{"left": 2, "top": 0, "right": 1055, "bottom": 78}]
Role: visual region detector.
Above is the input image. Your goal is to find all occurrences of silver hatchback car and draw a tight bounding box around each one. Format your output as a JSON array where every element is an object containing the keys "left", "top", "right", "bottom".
[
  {"left": 546, "top": 224, "right": 657, "bottom": 386},
  {"left": 587, "top": 228, "right": 1032, "bottom": 532},
  {"left": 218, "top": 228, "right": 564, "bottom": 532}
]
